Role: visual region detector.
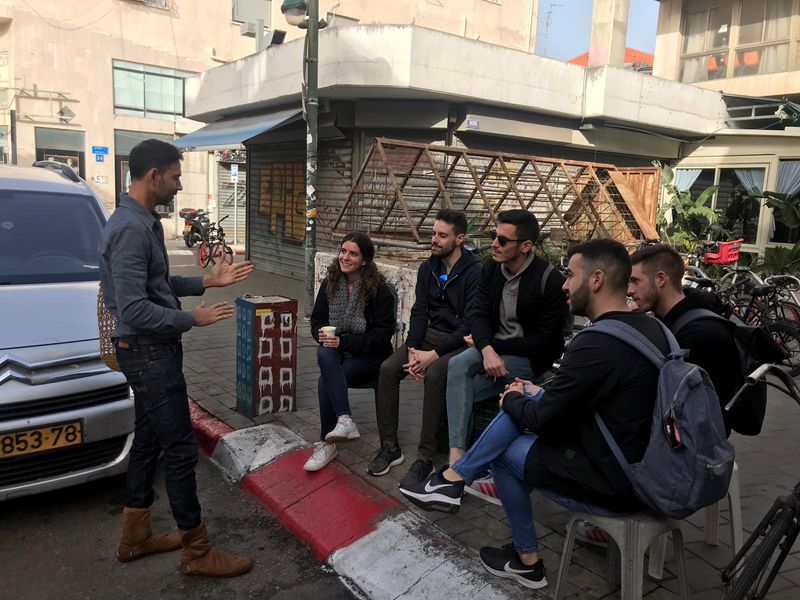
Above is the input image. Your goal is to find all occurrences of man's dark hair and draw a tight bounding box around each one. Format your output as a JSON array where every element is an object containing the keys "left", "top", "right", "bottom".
[
  {"left": 632, "top": 244, "right": 684, "bottom": 292},
  {"left": 435, "top": 208, "right": 468, "bottom": 236},
  {"left": 496, "top": 209, "right": 539, "bottom": 243},
  {"left": 128, "top": 139, "right": 183, "bottom": 180},
  {"left": 568, "top": 239, "right": 631, "bottom": 292}
]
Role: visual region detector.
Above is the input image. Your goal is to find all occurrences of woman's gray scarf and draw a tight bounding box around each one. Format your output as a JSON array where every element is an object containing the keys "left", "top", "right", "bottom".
[{"left": 328, "top": 275, "right": 367, "bottom": 335}]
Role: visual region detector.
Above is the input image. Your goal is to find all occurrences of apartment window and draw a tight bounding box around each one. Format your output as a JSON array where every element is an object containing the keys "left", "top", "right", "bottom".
[
  {"left": 680, "top": 0, "right": 794, "bottom": 83},
  {"left": 112, "top": 60, "right": 194, "bottom": 121},
  {"left": 733, "top": 0, "right": 792, "bottom": 77},
  {"left": 680, "top": 5, "right": 733, "bottom": 83}
]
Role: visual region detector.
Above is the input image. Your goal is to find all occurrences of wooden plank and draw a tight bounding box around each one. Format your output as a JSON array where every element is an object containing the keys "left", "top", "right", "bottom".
[{"left": 608, "top": 170, "right": 659, "bottom": 239}]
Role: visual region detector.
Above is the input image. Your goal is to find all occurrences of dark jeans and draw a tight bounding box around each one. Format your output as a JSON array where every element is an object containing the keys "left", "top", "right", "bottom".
[
  {"left": 317, "top": 345, "right": 381, "bottom": 441},
  {"left": 116, "top": 342, "right": 201, "bottom": 531},
  {"left": 376, "top": 328, "right": 463, "bottom": 458}
]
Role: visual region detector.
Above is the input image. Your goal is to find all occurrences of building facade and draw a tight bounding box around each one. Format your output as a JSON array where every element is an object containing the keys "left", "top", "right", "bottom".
[{"left": 653, "top": 0, "right": 800, "bottom": 252}]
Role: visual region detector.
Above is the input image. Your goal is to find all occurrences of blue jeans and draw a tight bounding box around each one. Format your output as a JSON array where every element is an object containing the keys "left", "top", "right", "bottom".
[
  {"left": 317, "top": 346, "right": 381, "bottom": 441},
  {"left": 116, "top": 342, "right": 201, "bottom": 531},
  {"left": 453, "top": 410, "right": 623, "bottom": 555},
  {"left": 445, "top": 346, "right": 536, "bottom": 449}
]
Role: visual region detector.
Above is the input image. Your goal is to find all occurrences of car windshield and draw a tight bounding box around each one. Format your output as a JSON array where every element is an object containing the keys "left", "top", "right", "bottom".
[{"left": 0, "top": 189, "right": 105, "bottom": 284}]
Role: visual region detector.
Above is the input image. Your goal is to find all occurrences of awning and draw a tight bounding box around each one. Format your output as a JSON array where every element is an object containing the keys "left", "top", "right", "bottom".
[{"left": 174, "top": 107, "right": 301, "bottom": 151}]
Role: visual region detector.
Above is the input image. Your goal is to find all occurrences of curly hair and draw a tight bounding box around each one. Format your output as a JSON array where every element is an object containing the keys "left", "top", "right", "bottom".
[{"left": 326, "top": 232, "right": 386, "bottom": 302}]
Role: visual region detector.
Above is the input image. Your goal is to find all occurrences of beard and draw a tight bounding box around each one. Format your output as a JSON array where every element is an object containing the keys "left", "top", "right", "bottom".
[
  {"left": 568, "top": 278, "right": 591, "bottom": 317},
  {"left": 432, "top": 241, "right": 457, "bottom": 258}
]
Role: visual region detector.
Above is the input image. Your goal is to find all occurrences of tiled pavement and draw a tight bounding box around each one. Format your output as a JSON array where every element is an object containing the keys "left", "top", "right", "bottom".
[{"left": 172, "top": 242, "right": 800, "bottom": 599}]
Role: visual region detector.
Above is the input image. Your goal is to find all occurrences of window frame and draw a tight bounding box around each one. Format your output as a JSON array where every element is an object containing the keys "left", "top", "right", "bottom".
[{"left": 111, "top": 60, "right": 195, "bottom": 121}]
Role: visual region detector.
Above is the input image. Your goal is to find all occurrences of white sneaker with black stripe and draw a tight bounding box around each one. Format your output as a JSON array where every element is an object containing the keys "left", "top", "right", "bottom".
[{"left": 479, "top": 544, "right": 547, "bottom": 590}]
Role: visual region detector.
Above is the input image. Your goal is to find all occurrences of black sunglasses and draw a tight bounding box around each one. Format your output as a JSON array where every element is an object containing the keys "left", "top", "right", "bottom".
[
  {"left": 490, "top": 230, "right": 524, "bottom": 247},
  {"left": 436, "top": 273, "right": 449, "bottom": 299}
]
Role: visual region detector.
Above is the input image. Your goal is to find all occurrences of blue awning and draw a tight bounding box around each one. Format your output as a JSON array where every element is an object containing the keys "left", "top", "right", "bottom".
[{"left": 174, "top": 107, "right": 301, "bottom": 151}]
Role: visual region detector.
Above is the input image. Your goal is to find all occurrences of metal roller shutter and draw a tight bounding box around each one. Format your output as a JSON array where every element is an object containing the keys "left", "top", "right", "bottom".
[
  {"left": 246, "top": 142, "right": 306, "bottom": 279},
  {"left": 217, "top": 161, "right": 247, "bottom": 245},
  {"left": 317, "top": 136, "right": 353, "bottom": 250}
]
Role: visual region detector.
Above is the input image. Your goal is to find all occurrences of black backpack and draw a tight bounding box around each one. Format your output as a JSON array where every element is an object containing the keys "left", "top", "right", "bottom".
[{"left": 672, "top": 308, "right": 789, "bottom": 436}]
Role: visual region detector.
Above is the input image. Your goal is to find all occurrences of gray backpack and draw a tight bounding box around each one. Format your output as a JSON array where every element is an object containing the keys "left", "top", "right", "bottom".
[{"left": 585, "top": 318, "right": 735, "bottom": 519}]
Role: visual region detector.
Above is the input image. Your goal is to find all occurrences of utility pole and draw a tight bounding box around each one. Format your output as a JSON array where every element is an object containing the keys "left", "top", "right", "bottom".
[{"left": 281, "top": 0, "right": 320, "bottom": 317}]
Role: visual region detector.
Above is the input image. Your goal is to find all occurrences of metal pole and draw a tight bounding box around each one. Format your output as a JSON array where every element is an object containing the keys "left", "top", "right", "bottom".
[
  {"left": 303, "top": 0, "right": 319, "bottom": 318},
  {"left": 233, "top": 177, "right": 239, "bottom": 245}
]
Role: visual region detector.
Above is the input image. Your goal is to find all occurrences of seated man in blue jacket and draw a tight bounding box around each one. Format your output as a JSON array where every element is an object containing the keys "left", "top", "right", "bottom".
[
  {"left": 399, "top": 239, "right": 667, "bottom": 591},
  {"left": 368, "top": 208, "right": 482, "bottom": 483}
]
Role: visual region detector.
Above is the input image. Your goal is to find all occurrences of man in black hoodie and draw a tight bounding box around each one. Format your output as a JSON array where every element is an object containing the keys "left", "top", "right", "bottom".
[
  {"left": 629, "top": 244, "right": 740, "bottom": 435},
  {"left": 368, "top": 209, "right": 482, "bottom": 482}
]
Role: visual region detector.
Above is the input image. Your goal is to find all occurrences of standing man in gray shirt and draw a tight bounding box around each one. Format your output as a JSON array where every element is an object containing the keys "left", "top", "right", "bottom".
[{"left": 100, "top": 139, "right": 254, "bottom": 577}]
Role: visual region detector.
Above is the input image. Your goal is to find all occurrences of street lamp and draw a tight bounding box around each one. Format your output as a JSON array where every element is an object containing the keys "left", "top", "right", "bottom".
[{"left": 282, "top": 0, "right": 322, "bottom": 318}]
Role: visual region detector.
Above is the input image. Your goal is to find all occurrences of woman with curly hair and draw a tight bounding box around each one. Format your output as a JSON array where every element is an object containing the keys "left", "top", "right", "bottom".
[{"left": 305, "top": 232, "right": 396, "bottom": 471}]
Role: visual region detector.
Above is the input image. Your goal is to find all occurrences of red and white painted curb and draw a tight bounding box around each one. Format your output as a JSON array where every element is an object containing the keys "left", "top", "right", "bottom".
[{"left": 188, "top": 399, "right": 535, "bottom": 599}]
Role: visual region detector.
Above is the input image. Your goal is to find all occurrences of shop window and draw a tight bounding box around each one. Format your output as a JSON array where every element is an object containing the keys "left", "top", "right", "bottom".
[
  {"left": 34, "top": 127, "right": 86, "bottom": 179},
  {"left": 258, "top": 162, "right": 305, "bottom": 241}
]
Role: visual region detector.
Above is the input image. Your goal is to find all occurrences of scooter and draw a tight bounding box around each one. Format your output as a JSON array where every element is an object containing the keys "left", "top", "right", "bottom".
[{"left": 179, "top": 208, "right": 209, "bottom": 248}]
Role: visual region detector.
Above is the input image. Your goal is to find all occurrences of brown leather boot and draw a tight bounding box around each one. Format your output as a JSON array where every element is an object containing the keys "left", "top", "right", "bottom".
[
  {"left": 116, "top": 506, "right": 182, "bottom": 562},
  {"left": 179, "top": 523, "right": 252, "bottom": 577}
]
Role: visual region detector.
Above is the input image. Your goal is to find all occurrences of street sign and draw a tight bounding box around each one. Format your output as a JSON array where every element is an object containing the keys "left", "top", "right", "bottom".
[
  {"left": 95, "top": 154, "right": 105, "bottom": 163},
  {"left": 230, "top": 163, "right": 239, "bottom": 182},
  {"left": 92, "top": 146, "right": 109, "bottom": 155}
]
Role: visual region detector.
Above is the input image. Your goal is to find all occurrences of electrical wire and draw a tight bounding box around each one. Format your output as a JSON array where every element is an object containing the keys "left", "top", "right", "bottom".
[{"left": 21, "top": 0, "right": 118, "bottom": 31}]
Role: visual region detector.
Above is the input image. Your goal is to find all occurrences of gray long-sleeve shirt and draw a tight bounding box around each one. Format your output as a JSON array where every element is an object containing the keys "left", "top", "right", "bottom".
[{"left": 99, "top": 194, "right": 204, "bottom": 338}]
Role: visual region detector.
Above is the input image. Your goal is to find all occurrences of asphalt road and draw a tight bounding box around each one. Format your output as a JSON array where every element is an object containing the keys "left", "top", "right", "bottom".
[{"left": 0, "top": 456, "right": 355, "bottom": 600}]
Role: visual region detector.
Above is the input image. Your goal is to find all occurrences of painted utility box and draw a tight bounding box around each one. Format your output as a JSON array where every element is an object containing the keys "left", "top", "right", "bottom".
[{"left": 236, "top": 295, "right": 297, "bottom": 417}]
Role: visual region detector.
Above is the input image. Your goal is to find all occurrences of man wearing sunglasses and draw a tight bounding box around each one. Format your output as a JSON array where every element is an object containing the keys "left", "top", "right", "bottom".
[
  {"left": 367, "top": 209, "right": 482, "bottom": 483},
  {"left": 401, "top": 209, "right": 568, "bottom": 500}
]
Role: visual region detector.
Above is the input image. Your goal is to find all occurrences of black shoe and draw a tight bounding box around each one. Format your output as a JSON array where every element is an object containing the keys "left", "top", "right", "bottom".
[
  {"left": 398, "top": 457, "right": 434, "bottom": 489},
  {"left": 479, "top": 544, "right": 547, "bottom": 590},
  {"left": 398, "top": 465, "right": 465, "bottom": 513},
  {"left": 366, "top": 442, "right": 404, "bottom": 476}
]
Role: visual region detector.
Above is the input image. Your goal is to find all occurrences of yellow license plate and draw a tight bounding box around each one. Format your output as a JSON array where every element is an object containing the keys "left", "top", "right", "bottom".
[
  {"left": 0, "top": 421, "right": 83, "bottom": 459},
  {"left": 183, "top": 224, "right": 192, "bottom": 233}
]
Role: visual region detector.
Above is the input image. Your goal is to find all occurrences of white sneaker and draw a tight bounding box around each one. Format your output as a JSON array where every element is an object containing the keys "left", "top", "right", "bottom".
[
  {"left": 464, "top": 473, "right": 503, "bottom": 506},
  {"left": 324, "top": 417, "right": 361, "bottom": 442},
  {"left": 303, "top": 442, "right": 338, "bottom": 472}
]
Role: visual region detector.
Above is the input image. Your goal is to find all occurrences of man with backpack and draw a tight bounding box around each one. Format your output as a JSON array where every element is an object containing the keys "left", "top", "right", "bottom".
[
  {"left": 433, "top": 210, "right": 569, "bottom": 498},
  {"left": 629, "top": 244, "right": 742, "bottom": 435},
  {"left": 398, "top": 240, "right": 674, "bottom": 590}
]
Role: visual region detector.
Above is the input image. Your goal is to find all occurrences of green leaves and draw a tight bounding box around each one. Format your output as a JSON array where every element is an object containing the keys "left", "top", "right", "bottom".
[{"left": 764, "top": 192, "right": 800, "bottom": 230}]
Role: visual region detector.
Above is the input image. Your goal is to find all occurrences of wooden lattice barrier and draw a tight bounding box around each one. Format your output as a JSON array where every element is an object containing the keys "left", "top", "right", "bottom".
[{"left": 333, "top": 139, "right": 659, "bottom": 245}]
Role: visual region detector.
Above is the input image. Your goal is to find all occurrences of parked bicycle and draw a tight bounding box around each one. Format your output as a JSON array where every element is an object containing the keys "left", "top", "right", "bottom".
[
  {"left": 197, "top": 215, "right": 234, "bottom": 268},
  {"left": 720, "top": 363, "right": 800, "bottom": 600}
]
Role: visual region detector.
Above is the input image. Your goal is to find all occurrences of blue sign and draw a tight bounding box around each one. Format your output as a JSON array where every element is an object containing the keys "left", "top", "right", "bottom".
[
  {"left": 95, "top": 154, "right": 105, "bottom": 163},
  {"left": 92, "top": 146, "right": 109, "bottom": 155}
]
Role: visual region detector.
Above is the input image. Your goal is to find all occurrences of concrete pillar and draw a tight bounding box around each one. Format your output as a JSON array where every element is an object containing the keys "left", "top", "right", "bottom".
[{"left": 588, "top": 0, "right": 630, "bottom": 67}]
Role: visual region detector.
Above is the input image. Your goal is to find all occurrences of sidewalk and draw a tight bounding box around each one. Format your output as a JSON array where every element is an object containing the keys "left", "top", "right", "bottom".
[{"left": 172, "top": 241, "right": 800, "bottom": 599}]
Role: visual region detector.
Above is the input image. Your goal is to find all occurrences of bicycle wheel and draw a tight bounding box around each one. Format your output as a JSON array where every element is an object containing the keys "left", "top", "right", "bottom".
[
  {"left": 765, "top": 321, "right": 800, "bottom": 377},
  {"left": 198, "top": 240, "right": 212, "bottom": 268},
  {"left": 723, "top": 507, "right": 796, "bottom": 600},
  {"left": 774, "top": 301, "right": 800, "bottom": 322}
]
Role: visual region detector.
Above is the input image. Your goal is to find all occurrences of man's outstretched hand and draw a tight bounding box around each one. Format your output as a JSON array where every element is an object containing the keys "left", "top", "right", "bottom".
[
  {"left": 193, "top": 301, "right": 234, "bottom": 326},
  {"left": 203, "top": 260, "right": 255, "bottom": 288}
]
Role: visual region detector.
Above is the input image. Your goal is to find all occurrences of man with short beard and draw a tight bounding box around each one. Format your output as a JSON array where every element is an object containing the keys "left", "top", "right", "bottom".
[
  {"left": 101, "top": 139, "right": 253, "bottom": 577},
  {"left": 368, "top": 209, "right": 482, "bottom": 482},
  {"left": 629, "top": 244, "right": 739, "bottom": 435},
  {"left": 397, "top": 240, "right": 668, "bottom": 591}
]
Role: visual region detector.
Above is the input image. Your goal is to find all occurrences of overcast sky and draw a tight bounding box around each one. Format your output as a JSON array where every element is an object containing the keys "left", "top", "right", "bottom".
[{"left": 535, "top": 0, "right": 660, "bottom": 61}]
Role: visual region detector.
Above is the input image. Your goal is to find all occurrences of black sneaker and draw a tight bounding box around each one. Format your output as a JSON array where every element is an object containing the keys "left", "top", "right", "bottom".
[
  {"left": 479, "top": 544, "right": 547, "bottom": 590},
  {"left": 366, "top": 442, "right": 404, "bottom": 476},
  {"left": 398, "top": 457, "right": 434, "bottom": 488},
  {"left": 398, "top": 465, "right": 465, "bottom": 513}
]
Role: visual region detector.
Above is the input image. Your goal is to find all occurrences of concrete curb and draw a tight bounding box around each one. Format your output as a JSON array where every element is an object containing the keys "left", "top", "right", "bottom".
[{"left": 188, "top": 399, "right": 537, "bottom": 599}]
